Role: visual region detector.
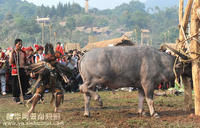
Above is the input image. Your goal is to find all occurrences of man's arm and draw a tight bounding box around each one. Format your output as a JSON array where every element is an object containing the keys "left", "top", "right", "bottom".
[{"left": 9, "top": 51, "right": 14, "bottom": 65}]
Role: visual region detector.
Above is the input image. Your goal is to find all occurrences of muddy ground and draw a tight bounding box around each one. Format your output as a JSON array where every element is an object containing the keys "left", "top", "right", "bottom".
[{"left": 0, "top": 90, "right": 199, "bottom": 128}]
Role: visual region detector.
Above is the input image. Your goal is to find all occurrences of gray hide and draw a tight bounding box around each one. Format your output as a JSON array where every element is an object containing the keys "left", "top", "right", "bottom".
[{"left": 79, "top": 46, "right": 184, "bottom": 117}]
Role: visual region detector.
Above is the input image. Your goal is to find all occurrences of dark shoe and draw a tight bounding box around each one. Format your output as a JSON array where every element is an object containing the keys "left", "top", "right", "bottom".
[
  {"left": 13, "top": 97, "right": 22, "bottom": 104},
  {"left": 24, "top": 94, "right": 32, "bottom": 100}
]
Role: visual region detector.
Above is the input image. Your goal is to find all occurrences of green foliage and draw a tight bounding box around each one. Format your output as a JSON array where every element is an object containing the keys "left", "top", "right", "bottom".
[
  {"left": 65, "top": 17, "right": 76, "bottom": 31},
  {"left": 15, "top": 16, "right": 41, "bottom": 34},
  {"left": 95, "top": 17, "right": 109, "bottom": 27},
  {"left": 76, "top": 15, "right": 94, "bottom": 27},
  {"left": 65, "top": 17, "right": 76, "bottom": 41},
  {"left": 0, "top": 0, "right": 180, "bottom": 48}
]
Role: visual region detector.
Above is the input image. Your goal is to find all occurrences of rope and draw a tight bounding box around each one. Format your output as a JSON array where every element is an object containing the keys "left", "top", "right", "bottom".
[
  {"left": 14, "top": 51, "right": 25, "bottom": 106},
  {"left": 173, "top": 57, "right": 179, "bottom": 87},
  {"left": 179, "top": 31, "right": 200, "bottom": 44}
]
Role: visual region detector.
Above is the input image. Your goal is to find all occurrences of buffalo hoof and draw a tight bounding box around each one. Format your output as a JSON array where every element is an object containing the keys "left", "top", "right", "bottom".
[
  {"left": 84, "top": 112, "right": 90, "bottom": 117},
  {"left": 98, "top": 101, "right": 103, "bottom": 108},
  {"left": 138, "top": 112, "right": 148, "bottom": 117},
  {"left": 152, "top": 113, "right": 160, "bottom": 118}
]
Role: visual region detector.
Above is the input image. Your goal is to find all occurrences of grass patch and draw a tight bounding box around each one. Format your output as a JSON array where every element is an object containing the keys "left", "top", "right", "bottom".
[{"left": 0, "top": 91, "right": 199, "bottom": 128}]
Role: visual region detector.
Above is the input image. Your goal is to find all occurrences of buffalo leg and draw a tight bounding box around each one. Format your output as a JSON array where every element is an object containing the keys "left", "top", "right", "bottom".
[
  {"left": 138, "top": 88, "right": 145, "bottom": 116},
  {"left": 81, "top": 81, "right": 102, "bottom": 116},
  {"left": 79, "top": 81, "right": 90, "bottom": 93},
  {"left": 144, "top": 85, "right": 159, "bottom": 118},
  {"left": 88, "top": 89, "right": 103, "bottom": 107},
  {"left": 83, "top": 92, "right": 91, "bottom": 117}
]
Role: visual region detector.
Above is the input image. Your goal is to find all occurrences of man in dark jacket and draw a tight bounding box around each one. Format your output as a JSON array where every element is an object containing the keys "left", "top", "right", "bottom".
[{"left": 9, "top": 39, "right": 30, "bottom": 103}]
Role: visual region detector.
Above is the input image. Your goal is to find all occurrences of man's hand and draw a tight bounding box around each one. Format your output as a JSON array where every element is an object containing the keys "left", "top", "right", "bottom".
[{"left": 30, "top": 72, "right": 36, "bottom": 78}]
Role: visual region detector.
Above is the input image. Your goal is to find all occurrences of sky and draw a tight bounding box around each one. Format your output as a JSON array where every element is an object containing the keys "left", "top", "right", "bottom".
[{"left": 25, "top": 0, "right": 147, "bottom": 10}]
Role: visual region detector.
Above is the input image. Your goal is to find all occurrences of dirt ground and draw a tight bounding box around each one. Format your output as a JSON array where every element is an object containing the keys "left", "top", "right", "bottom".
[{"left": 0, "top": 90, "right": 199, "bottom": 128}]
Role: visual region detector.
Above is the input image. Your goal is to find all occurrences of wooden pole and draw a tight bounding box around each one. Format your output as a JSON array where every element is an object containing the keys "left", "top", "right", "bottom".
[
  {"left": 182, "top": 76, "right": 193, "bottom": 111},
  {"left": 54, "top": 32, "right": 57, "bottom": 44},
  {"left": 179, "top": 0, "right": 184, "bottom": 26},
  {"left": 49, "top": 24, "right": 52, "bottom": 44},
  {"left": 135, "top": 29, "right": 138, "bottom": 44},
  {"left": 42, "top": 22, "right": 45, "bottom": 46},
  {"left": 178, "top": 0, "right": 194, "bottom": 49},
  {"left": 190, "top": 0, "right": 200, "bottom": 116},
  {"left": 141, "top": 31, "right": 143, "bottom": 45},
  {"left": 178, "top": 0, "right": 193, "bottom": 112}
]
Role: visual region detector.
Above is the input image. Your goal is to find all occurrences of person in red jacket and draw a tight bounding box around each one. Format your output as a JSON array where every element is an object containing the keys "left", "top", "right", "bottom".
[
  {"left": 25, "top": 47, "right": 34, "bottom": 65},
  {"left": 55, "top": 42, "right": 64, "bottom": 55},
  {"left": 34, "top": 45, "right": 44, "bottom": 63}
]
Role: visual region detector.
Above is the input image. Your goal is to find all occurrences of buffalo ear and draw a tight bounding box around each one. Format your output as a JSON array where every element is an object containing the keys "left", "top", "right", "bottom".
[{"left": 175, "top": 63, "right": 183, "bottom": 69}]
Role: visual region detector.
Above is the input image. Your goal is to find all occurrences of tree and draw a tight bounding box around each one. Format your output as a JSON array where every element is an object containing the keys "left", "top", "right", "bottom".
[
  {"left": 15, "top": 16, "right": 41, "bottom": 34},
  {"left": 65, "top": 17, "right": 76, "bottom": 41},
  {"left": 57, "top": 2, "right": 64, "bottom": 17},
  {"left": 95, "top": 17, "right": 109, "bottom": 27},
  {"left": 190, "top": 0, "right": 200, "bottom": 116},
  {"left": 4, "top": 12, "right": 13, "bottom": 21},
  {"left": 71, "top": 3, "right": 83, "bottom": 14}
]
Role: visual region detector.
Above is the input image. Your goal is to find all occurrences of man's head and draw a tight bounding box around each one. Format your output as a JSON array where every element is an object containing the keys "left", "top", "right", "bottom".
[
  {"left": 14, "top": 39, "right": 22, "bottom": 50},
  {"left": 37, "top": 47, "right": 43, "bottom": 54},
  {"left": 73, "top": 50, "right": 77, "bottom": 56},
  {"left": 57, "top": 42, "right": 61, "bottom": 46}
]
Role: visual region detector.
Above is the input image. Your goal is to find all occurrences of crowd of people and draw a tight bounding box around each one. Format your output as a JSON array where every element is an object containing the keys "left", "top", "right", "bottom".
[{"left": 0, "top": 39, "right": 84, "bottom": 104}]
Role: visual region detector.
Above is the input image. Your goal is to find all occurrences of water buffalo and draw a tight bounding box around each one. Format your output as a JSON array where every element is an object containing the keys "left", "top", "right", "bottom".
[{"left": 79, "top": 46, "right": 189, "bottom": 117}]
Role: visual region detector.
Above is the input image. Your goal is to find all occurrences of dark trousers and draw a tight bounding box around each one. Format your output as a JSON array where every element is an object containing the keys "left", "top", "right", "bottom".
[{"left": 12, "top": 68, "right": 29, "bottom": 97}]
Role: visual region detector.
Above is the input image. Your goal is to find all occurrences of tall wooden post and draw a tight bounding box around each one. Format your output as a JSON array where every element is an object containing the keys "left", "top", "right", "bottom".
[
  {"left": 135, "top": 29, "right": 138, "bottom": 44},
  {"left": 141, "top": 32, "right": 143, "bottom": 45},
  {"left": 85, "top": 0, "right": 89, "bottom": 13},
  {"left": 42, "top": 22, "right": 45, "bottom": 46},
  {"left": 178, "top": 0, "right": 194, "bottom": 49},
  {"left": 49, "top": 24, "right": 52, "bottom": 44},
  {"left": 177, "top": 0, "right": 194, "bottom": 49},
  {"left": 54, "top": 32, "right": 57, "bottom": 44},
  {"left": 190, "top": 0, "right": 200, "bottom": 116},
  {"left": 179, "top": 0, "right": 184, "bottom": 26},
  {"left": 178, "top": 0, "right": 193, "bottom": 112}
]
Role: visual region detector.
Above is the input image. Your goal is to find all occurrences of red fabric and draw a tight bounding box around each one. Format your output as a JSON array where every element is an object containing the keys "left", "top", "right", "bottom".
[
  {"left": 11, "top": 64, "right": 17, "bottom": 76},
  {"left": 34, "top": 44, "right": 43, "bottom": 51},
  {"left": 21, "top": 46, "right": 26, "bottom": 52},
  {"left": 158, "top": 84, "right": 162, "bottom": 89},
  {"left": 36, "top": 55, "right": 40, "bottom": 62},
  {"left": 26, "top": 46, "right": 33, "bottom": 51},
  {"left": 34, "top": 44, "right": 39, "bottom": 49},
  {"left": 7, "top": 47, "right": 12, "bottom": 51},
  {"left": 0, "top": 52, "right": 5, "bottom": 68},
  {"left": 55, "top": 45, "right": 64, "bottom": 55},
  {"left": 0, "top": 52, "right": 5, "bottom": 59}
]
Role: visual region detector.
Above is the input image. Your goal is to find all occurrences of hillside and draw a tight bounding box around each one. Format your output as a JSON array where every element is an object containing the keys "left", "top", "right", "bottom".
[
  {"left": 0, "top": 0, "right": 37, "bottom": 20},
  {"left": 0, "top": 0, "right": 179, "bottom": 49}
]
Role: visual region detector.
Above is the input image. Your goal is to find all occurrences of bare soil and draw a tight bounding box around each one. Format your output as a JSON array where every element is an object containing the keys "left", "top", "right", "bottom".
[{"left": 0, "top": 90, "right": 199, "bottom": 128}]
